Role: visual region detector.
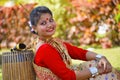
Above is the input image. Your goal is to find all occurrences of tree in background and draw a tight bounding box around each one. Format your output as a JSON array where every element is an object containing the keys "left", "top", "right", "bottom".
[
  {"left": 67, "top": 0, "right": 120, "bottom": 48},
  {"left": 0, "top": 3, "right": 37, "bottom": 48},
  {"left": 0, "top": 0, "right": 120, "bottom": 49},
  {"left": 0, "top": 0, "right": 73, "bottom": 48}
]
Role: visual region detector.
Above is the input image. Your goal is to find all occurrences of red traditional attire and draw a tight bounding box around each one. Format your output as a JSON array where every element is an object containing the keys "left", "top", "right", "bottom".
[{"left": 33, "top": 38, "right": 120, "bottom": 80}]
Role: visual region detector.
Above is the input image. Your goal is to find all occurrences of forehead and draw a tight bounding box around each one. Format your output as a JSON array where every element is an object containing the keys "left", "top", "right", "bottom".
[{"left": 40, "top": 13, "right": 52, "bottom": 20}]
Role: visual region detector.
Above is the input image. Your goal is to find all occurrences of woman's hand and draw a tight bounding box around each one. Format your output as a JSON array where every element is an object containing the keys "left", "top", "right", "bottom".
[{"left": 97, "top": 56, "right": 112, "bottom": 74}]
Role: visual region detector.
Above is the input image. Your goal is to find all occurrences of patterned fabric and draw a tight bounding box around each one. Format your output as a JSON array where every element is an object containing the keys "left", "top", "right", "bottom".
[
  {"left": 74, "top": 60, "right": 120, "bottom": 80},
  {"left": 33, "top": 38, "right": 120, "bottom": 80},
  {"left": 33, "top": 63, "right": 61, "bottom": 80},
  {"left": 46, "top": 38, "right": 72, "bottom": 69},
  {"left": 33, "top": 38, "right": 72, "bottom": 80},
  {"left": 33, "top": 60, "right": 120, "bottom": 80}
]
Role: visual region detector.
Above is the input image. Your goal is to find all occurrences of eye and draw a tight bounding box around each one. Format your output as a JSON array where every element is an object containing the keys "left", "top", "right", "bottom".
[
  {"left": 41, "top": 21, "right": 46, "bottom": 25},
  {"left": 49, "top": 18, "right": 54, "bottom": 22}
]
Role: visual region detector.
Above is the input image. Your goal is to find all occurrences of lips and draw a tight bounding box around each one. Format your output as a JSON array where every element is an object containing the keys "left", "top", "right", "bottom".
[{"left": 47, "top": 27, "right": 54, "bottom": 32}]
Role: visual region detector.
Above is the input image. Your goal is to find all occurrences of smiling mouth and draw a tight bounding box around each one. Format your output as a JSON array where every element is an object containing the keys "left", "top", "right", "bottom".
[{"left": 47, "top": 27, "right": 54, "bottom": 32}]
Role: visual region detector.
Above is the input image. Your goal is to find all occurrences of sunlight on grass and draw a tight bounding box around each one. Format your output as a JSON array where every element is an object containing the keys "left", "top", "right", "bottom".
[
  {"left": 0, "top": 48, "right": 10, "bottom": 80},
  {"left": 72, "top": 47, "right": 120, "bottom": 71},
  {"left": 0, "top": 65, "right": 1, "bottom": 80},
  {"left": 94, "top": 47, "right": 120, "bottom": 70},
  {"left": 0, "top": 74, "right": 1, "bottom": 79},
  {"left": 0, "top": 49, "right": 10, "bottom": 53}
]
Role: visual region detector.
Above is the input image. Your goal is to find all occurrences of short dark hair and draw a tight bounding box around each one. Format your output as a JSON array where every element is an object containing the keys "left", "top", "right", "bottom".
[{"left": 30, "top": 6, "right": 53, "bottom": 26}]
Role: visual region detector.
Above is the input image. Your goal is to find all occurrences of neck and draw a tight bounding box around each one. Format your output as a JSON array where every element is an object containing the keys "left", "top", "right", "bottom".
[{"left": 39, "top": 37, "right": 53, "bottom": 42}]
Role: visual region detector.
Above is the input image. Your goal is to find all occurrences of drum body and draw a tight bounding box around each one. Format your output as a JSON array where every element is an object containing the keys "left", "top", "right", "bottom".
[{"left": 2, "top": 50, "right": 36, "bottom": 80}]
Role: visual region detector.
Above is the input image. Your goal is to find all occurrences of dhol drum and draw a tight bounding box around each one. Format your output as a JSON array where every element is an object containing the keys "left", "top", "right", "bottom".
[{"left": 2, "top": 50, "right": 36, "bottom": 80}]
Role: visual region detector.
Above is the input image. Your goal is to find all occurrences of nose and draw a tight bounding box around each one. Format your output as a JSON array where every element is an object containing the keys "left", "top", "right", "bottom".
[
  {"left": 47, "top": 25, "right": 52, "bottom": 29},
  {"left": 47, "top": 23, "right": 52, "bottom": 28}
]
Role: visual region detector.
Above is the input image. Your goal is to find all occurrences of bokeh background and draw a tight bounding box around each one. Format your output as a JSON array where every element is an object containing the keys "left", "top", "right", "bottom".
[
  {"left": 0, "top": 0, "right": 120, "bottom": 79},
  {"left": 0, "top": 0, "right": 120, "bottom": 49}
]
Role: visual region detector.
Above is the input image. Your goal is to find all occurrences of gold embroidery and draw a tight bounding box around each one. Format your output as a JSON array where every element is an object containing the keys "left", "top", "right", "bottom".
[
  {"left": 33, "top": 38, "right": 72, "bottom": 80},
  {"left": 46, "top": 38, "right": 72, "bottom": 69},
  {"left": 33, "top": 38, "right": 120, "bottom": 80},
  {"left": 33, "top": 63, "right": 60, "bottom": 80}
]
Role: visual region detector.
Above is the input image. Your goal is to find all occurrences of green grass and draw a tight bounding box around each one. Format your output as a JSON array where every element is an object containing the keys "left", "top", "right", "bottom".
[
  {"left": 72, "top": 47, "right": 120, "bottom": 71},
  {"left": 0, "top": 47, "right": 120, "bottom": 79},
  {"left": 0, "top": 49, "right": 11, "bottom": 80},
  {"left": 0, "top": 65, "right": 1, "bottom": 80},
  {"left": 94, "top": 47, "right": 120, "bottom": 71}
]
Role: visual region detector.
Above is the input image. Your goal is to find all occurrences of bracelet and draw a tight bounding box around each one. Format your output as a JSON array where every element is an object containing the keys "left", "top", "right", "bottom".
[
  {"left": 95, "top": 54, "right": 103, "bottom": 61},
  {"left": 89, "top": 67, "right": 99, "bottom": 77}
]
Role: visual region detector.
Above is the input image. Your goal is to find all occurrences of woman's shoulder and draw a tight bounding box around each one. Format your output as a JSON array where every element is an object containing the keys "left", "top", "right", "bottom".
[
  {"left": 35, "top": 43, "right": 55, "bottom": 57},
  {"left": 36, "top": 43, "right": 52, "bottom": 50}
]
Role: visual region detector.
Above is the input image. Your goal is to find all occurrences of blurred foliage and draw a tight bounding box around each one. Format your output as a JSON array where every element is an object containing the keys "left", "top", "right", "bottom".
[
  {"left": 0, "top": 3, "right": 37, "bottom": 48},
  {"left": 67, "top": 0, "right": 120, "bottom": 48},
  {"left": 0, "top": 0, "right": 74, "bottom": 48},
  {"left": 0, "top": 0, "right": 120, "bottom": 49},
  {"left": 115, "top": 4, "right": 120, "bottom": 23},
  {"left": 0, "top": 0, "right": 9, "bottom": 6}
]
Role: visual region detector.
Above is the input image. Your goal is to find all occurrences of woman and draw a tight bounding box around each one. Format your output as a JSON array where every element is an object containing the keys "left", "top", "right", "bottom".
[{"left": 29, "top": 6, "right": 120, "bottom": 80}]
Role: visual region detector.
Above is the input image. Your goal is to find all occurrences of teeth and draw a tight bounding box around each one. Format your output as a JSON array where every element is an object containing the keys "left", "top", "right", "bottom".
[
  {"left": 47, "top": 27, "right": 54, "bottom": 32},
  {"left": 47, "top": 28, "right": 53, "bottom": 32}
]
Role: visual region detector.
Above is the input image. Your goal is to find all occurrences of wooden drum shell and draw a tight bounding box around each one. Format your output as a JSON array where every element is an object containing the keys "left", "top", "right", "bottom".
[{"left": 2, "top": 50, "right": 36, "bottom": 80}]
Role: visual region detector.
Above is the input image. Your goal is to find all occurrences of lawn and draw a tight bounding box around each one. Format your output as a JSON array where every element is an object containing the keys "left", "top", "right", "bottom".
[
  {"left": 94, "top": 47, "right": 120, "bottom": 70},
  {"left": 0, "top": 47, "right": 120, "bottom": 79},
  {"left": 72, "top": 47, "right": 120, "bottom": 71},
  {"left": 0, "top": 65, "right": 1, "bottom": 80}
]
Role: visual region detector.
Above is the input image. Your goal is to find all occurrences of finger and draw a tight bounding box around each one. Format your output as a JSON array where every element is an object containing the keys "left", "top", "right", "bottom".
[
  {"left": 103, "top": 62, "right": 107, "bottom": 71},
  {"left": 107, "top": 63, "right": 112, "bottom": 71},
  {"left": 105, "top": 64, "right": 112, "bottom": 73},
  {"left": 98, "top": 61, "right": 102, "bottom": 68},
  {"left": 108, "top": 65, "right": 112, "bottom": 72},
  {"left": 104, "top": 65, "right": 108, "bottom": 73}
]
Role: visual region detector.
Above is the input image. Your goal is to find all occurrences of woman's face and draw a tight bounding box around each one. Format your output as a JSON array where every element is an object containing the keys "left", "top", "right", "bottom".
[{"left": 35, "top": 13, "right": 56, "bottom": 39}]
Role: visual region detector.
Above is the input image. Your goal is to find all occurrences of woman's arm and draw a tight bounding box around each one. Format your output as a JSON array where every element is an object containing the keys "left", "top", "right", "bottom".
[
  {"left": 86, "top": 51, "right": 97, "bottom": 60},
  {"left": 64, "top": 42, "right": 112, "bottom": 79},
  {"left": 86, "top": 51, "right": 112, "bottom": 74},
  {"left": 35, "top": 44, "right": 102, "bottom": 80},
  {"left": 75, "top": 69, "right": 92, "bottom": 80},
  {"left": 35, "top": 43, "right": 112, "bottom": 80},
  {"left": 74, "top": 51, "right": 112, "bottom": 80}
]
